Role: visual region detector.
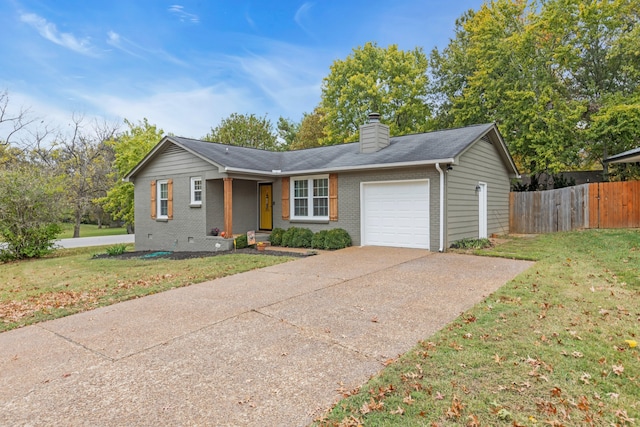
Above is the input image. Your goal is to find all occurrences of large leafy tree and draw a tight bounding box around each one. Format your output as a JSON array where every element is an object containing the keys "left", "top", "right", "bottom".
[
  {"left": 320, "top": 42, "right": 430, "bottom": 144},
  {"left": 46, "top": 115, "right": 119, "bottom": 238},
  {"left": 276, "top": 117, "right": 300, "bottom": 150},
  {"left": 291, "top": 109, "right": 326, "bottom": 150},
  {"left": 99, "top": 118, "right": 164, "bottom": 232},
  {"left": 590, "top": 93, "right": 640, "bottom": 179},
  {"left": 203, "top": 113, "right": 278, "bottom": 151},
  {"left": 429, "top": 0, "right": 640, "bottom": 175}
]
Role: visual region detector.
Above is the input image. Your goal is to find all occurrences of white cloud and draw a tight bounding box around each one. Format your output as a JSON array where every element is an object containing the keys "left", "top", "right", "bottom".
[
  {"left": 19, "top": 13, "right": 97, "bottom": 56},
  {"left": 294, "top": 2, "right": 314, "bottom": 36},
  {"left": 106, "top": 31, "right": 143, "bottom": 58},
  {"left": 168, "top": 5, "right": 200, "bottom": 24},
  {"left": 78, "top": 84, "right": 264, "bottom": 139},
  {"left": 105, "top": 30, "right": 187, "bottom": 66}
]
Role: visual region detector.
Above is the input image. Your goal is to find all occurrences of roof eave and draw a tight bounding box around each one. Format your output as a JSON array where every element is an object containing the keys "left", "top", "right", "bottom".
[
  {"left": 224, "top": 158, "right": 457, "bottom": 177},
  {"left": 605, "top": 154, "right": 640, "bottom": 164}
]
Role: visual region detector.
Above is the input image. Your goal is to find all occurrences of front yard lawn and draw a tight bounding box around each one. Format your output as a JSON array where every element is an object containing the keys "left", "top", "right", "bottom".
[
  {"left": 315, "top": 229, "right": 640, "bottom": 426},
  {"left": 0, "top": 245, "right": 294, "bottom": 332}
]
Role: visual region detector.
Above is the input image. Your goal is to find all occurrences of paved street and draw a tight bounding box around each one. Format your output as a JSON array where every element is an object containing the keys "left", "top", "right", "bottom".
[{"left": 55, "top": 234, "right": 135, "bottom": 248}]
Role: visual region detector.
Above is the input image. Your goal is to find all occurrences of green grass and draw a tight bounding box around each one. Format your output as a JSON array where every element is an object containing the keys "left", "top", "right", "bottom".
[
  {"left": 314, "top": 229, "right": 640, "bottom": 427},
  {"left": 56, "top": 223, "right": 128, "bottom": 239},
  {"left": 0, "top": 245, "right": 294, "bottom": 332}
]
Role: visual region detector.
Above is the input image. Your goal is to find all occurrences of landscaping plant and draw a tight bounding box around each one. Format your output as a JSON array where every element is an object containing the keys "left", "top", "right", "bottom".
[{"left": 269, "top": 227, "right": 285, "bottom": 246}]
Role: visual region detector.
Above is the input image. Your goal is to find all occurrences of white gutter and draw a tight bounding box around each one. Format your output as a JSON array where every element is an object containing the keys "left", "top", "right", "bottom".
[
  {"left": 223, "top": 158, "right": 456, "bottom": 177},
  {"left": 435, "top": 163, "right": 445, "bottom": 252}
]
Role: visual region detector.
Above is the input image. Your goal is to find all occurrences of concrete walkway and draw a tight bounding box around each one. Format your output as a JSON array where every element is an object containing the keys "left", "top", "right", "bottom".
[{"left": 0, "top": 247, "right": 533, "bottom": 426}]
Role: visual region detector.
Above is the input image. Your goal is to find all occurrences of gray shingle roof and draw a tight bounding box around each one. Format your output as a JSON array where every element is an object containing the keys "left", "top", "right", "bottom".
[{"left": 170, "top": 123, "right": 497, "bottom": 174}]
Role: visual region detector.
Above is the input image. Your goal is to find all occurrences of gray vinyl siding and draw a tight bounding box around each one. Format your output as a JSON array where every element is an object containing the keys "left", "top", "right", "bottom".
[
  {"left": 272, "top": 167, "right": 441, "bottom": 248},
  {"left": 133, "top": 144, "right": 233, "bottom": 252},
  {"left": 446, "top": 138, "right": 511, "bottom": 245}
]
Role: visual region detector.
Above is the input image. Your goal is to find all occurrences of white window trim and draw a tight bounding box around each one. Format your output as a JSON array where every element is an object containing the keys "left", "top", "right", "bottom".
[
  {"left": 290, "top": 174, "right": 330, "bottom": 221},
  {"left": 157, "top": 179, "right": 169, "bottom": 219},
  {"left": 190, "top": 176, "right": 203, "bottom": 205}
]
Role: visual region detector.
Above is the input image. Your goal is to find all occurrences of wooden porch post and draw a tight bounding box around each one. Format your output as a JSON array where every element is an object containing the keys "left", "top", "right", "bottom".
[{"left": 223, "top": 178, "right": 233, "bottom": 237}]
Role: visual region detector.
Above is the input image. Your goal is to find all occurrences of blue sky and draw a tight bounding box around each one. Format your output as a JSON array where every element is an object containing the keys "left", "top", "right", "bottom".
[{"left": 0, "top": 0, "right": 485, "bottom": 139}]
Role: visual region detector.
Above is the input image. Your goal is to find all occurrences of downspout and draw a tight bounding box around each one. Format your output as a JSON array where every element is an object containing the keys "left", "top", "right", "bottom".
[{"left": 435, "top": 163, "right": 445, "bottom": 252}]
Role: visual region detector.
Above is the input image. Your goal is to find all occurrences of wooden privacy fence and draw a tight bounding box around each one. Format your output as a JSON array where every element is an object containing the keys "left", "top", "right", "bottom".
[
  {"left": 509, "top": 181, "right": 640, "bottom": 234},
  {"left": 589, "top": 181, "right": 640, "bottom": 229}
]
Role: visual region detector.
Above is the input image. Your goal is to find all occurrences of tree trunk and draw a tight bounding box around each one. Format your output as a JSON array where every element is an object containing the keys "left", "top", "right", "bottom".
[
  {"left": 73, "top": 210, "right": 82, "bottom": 238},
  {"left": 126, "top": 223, "right": 134, "bottom": 234}
]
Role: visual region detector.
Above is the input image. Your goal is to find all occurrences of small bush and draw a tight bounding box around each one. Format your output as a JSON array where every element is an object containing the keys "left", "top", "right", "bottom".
[
  {"left": 450, "top": 238, "right": 492, "bottom": 250},
  {"left": 0, "top": 223, "right": 61, "bottom": 262},
  {"left": 291, "top": 228, "right": 313, "bottom": 248},
  {"left": 105, "top": 244, "right": 128, "bottom": 256},
  {"left": 312, "top": 230, "right": 329, "bottom": 249},
  {"left": 269, "top": 228, "right": 285, "bottom": 246},
  {"left": 235, "top": 234, "right": 248, "bottom": 249},
  {"left": 324, "top": 228, "right": 352, "bottom": 250},
  {"left": 281, "top": 227, "right": 297, "bottom": 247}
]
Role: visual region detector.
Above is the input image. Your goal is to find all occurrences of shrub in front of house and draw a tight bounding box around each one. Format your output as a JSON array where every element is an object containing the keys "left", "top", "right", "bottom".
[
  {"left": 269, "top": 227, "right": 285, "bottom": 246},
  {"left": 450, "top": 238, "right": 492, "bottom": 250},
  {"left": 311, "top": 230, "right": 329, "bottom": 249},
  {"left": 324, "top": 228, "right": 352, "bottom": 250},
  {"left": 271, "top": 227, "right": 352, "bottom": 250},
  {"left": 291, "top": 228, "right": 313, "bottom": 248},
  {"left": 281, "top": 227, "right": 313, "bottom": 248},
  {"left": 281, "top": 227, "right": 297, "bottom": 247},
  {"left": 235, "top": 234, "right": 248, "bottom": 249}
]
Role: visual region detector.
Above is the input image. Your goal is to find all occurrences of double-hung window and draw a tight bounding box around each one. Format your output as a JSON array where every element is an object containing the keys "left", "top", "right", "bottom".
[
  {"left": 291, "top": 175, "right": 329, "bottom": 220},
  {"left": 157, "top": 179, "right": 169, "bottom": 219},
  {"left": 191, "top": 177, "right": 202, "bottom": 205}
]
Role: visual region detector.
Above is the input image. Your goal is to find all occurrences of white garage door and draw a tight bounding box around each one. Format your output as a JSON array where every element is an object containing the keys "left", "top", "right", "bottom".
[{"left": 361, "top": 180, "right": 430, "bottom": 249}]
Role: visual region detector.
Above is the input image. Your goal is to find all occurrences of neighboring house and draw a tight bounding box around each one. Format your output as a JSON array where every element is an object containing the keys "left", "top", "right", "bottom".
[
  {"left": 124, "top": 115, "right": 519, "bottom": 252},
  {"left": 605, "top": 147, "right": 640, "bottom": 164}
]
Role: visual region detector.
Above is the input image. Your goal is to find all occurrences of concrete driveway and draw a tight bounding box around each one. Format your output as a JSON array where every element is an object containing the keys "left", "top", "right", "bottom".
[{"left": 0, "top": 247, "right": 533, "bottom": 426}]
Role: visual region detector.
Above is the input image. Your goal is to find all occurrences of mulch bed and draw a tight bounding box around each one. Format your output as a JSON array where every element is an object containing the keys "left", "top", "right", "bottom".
[{"left": 92, "top": 247, "right": 311, "bottom": 261}]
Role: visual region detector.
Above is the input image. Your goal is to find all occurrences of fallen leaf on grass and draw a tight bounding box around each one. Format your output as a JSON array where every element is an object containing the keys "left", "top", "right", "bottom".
[
  {"left": 403, "top": 395, "right": 415, "bottom": 405},
  {"left": 580, "top": 373, "right": 591, "bottom": 384},
  {"left": 625, "top": 339, "right": 637, "bottom": 348},
  {"left": 612, "top": 364, "right": 624, "bottom": 376},
  {"left": 467, "top": 414, "right": 480, "bottom": 426},
  {"left": 390, "top": 406, "right": 404, "bottom": 415},
  {"left": 445, "top": 395, "right": 464, "bottom": 419},
  {"left": 360, "top": 398, "right": 384, "bottom": 414}
]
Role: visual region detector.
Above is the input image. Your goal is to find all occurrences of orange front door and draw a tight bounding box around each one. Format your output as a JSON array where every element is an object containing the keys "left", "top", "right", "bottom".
[{"left": 259, "top": 184, "right": 273, "bottom": 230}]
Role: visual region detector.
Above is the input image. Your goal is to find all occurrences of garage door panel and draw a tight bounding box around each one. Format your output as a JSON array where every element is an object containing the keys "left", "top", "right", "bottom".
[{"left": 362, "top": 180, "right": 429, "bottom": 249}]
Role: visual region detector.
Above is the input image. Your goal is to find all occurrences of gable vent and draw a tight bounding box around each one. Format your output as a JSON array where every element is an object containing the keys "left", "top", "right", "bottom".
[
  {"left": 164, "top": 145, "right": 185, "bottom": 155},
  {"left": 480, "top": 135, "right": 492, "bottom": 144}
]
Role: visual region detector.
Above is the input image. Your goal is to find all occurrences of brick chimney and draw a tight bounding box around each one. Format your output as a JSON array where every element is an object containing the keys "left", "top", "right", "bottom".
[{"left": 359, "top": 112, "right": 390, "bottom": 153}]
